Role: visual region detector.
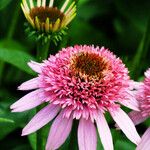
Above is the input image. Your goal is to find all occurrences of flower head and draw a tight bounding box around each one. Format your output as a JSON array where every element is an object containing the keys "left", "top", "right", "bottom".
[
  {"left": 11, "top": 45, "right": 140, "bottom": 150},
  {"left": 21, "top": 0, "right": 76, "bottom": 44},
  {"left": 137, "top": 69, "right": 150, "bottom": 117},
  {"left": 129, "top": 68, "right": 150, "bottom": 126}
]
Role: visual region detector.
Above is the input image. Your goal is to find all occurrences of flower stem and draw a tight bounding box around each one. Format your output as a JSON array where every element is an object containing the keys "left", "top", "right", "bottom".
[
  {"left": 36, "top": 40, "right": 50, "bottom": 150},
  {"left": 7, "top": 2, "right": 20, "bottom": 39},
  {"left": 131, "top": 17, "right": 150, "bottom": 79},
  {"left": 37, "top": 41, "right": 50, "bottom": 61}
]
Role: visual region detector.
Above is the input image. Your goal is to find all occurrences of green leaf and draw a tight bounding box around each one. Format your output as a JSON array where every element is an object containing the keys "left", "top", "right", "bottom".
[
  {"left": 115, "top": 140, "right": 135, "bottom": 150},
  {"left": 0, "top": 117, "right": 14, "bottom": 123},
  {"left": 28, "top": 133, "right": 37, "bottom": 150},
  {"left": 0, "top": 40, "right": 35, "bottom": 75},
  {"left": 0, "top": 0, "right": 12, "bottom": 10}
]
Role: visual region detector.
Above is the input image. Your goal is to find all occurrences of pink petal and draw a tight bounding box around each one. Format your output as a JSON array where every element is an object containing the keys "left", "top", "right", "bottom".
[
  {"left": 129, "top": 111, "right": 148, "bottom": 126},
  {"left": 10, "top": 89, "right": 45, "bottom": 112},
  {"left": 78, "top": 118, "right": 97, "bottom": 150},
  {"left": 129, "top": 80, "right": 143, "bottom": 90},
  {"left": 22, "top": 104, "right": 60, "bottom": 136},
  {"left": 18, "top": 77, "right": 39, "bottom": 90},
  {"left": 110, "top": 108, "right": 141, "bottom": 145},
  {"left": 46, "top": 111, "right": 73, "bottom": 150},
  {"left": 119, "top": 97, "right": 140, "bottom": 111},
  {"left": 136, "top": 128, "right": 150, "bottom": 150},
  {"left": 95, "top": 111, "right": 113, "bottom": 150},
  {"left": 28, "top": 60, "right": 42, "bottom": 73}
]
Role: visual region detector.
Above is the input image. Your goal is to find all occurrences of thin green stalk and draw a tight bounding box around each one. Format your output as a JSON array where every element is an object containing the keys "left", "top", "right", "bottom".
[
  {"left": 36, "top": 40, "right": 50, "bottom": 150},
  {"left": 36, "top": 41, "right": 50, "bottom": 61},
  {"left": 7, "top": 1, "right": 20, "bottom": 39},
  {"left": 131, "top": 17, "right": 150, "bottom": 79}
]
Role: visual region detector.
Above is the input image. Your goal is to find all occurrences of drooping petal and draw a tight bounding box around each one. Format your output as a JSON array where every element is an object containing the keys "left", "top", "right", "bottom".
[
  {"left": 10, "top": 89, "right": 45, "bottom": 112},
  {"left": 136, "top": 128, "right": 150, "bottom": 150},
  {"left": 110, "top": 108, "right": 141, "bottom": 145},
  {"left": 22, "top": 104, "right": 60, "bottom": 136},
  {"left": 46, "top": 111, "right": 73, "bottom": 150},
  {"left": 78, "top": 118, "right": 97, "bottom": 150},
  {"left": 128, "top": 111, "right": 148, "bottom": 126},
  {"left": 18, "top": 77, "right": 39, "bottom": 90},
  {"left": 119, "top": 97, "right": 140, "bottom": 111},
  {"left": 28, "top": 60, "right": 42, "bottom": 73},
  {"left": 95, "top": 111, "right": 113, "bottom": 150}
]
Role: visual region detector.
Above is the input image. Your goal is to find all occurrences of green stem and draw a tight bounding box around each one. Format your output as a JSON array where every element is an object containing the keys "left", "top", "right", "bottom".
[
  {"left": 36, "top": 40, "right": 50, "bottom": 150},
  {"left": 7, "top": 1, "right": 20, "bottom": 39},
  {"left": 37, "top": 41, "right": 50, "bottom": 61},
  {"left": 131, "top": 17, "right": 150, "bottom": 79}
]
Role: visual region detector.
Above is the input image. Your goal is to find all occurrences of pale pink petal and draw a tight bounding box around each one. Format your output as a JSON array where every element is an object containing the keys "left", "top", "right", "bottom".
[
  {"left": 110, "top": 108, "right": 141, "bottom": 145},
  {"left": 22, "top": 104, "right": 60, "bottom": 136},
  {"left": 46, "top": 111, "right": 73, "bottom": 150},
  {"left": 10, "top": 89, "right": 45, "bottom": 112},
  {"left": 119, "top": 97, "right": 140, "bottom": 111},
  {"left": 95, "top": 111, "right": 113, "bottom": 150},
  {"left": 18, "top": 77, "right": 39, "bottom": 90},
  {"left": 129, "top": 111, "right": 148, "bottom": 126},
  {"left": 28, "top": 60, "right": 42, "bottom": 73},
  {"left": 78, "top": 118, "right": 97, "bottom": 150},
  {"left": 136, "top": 128, "right": 150, "bottom": 150},
  {"left": 129, "top": 80, "right": 143, "bottom": 90}
]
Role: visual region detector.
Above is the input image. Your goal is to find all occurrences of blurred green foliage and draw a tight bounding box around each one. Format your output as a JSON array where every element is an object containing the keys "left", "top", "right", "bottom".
[{"left": 0, "top": 0, "right": 150, "bottom": 149}]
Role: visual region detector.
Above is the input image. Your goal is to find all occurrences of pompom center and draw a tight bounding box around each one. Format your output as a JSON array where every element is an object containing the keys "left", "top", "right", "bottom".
[{"left": 70, "top": 52, "right": 110, "bottom": 80}]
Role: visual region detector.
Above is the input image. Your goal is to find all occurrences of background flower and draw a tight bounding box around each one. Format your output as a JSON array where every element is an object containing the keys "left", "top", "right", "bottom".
[
  {"left": 129, "top": 68, "right": 150, "bottom": 125},
  {"left": 21, "top": 0, "right": 76, "bottom": 44},
  {"left": 129, "top": 69, "right": 150, "bottom": 150},
  {"left": 11, "top": 45, "right": 140, "bottom": 150}
]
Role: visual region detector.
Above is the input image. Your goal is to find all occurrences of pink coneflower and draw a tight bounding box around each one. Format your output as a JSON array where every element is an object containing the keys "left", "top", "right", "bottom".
[
  {"left": 129, "top": 68, "right": 150, "bottom": 125},
  {"left": 128, "top": 68, "right": 150, "bottom": 150},
  {"left": 11, "top": 45, "right": 140, "bottom": 150}
]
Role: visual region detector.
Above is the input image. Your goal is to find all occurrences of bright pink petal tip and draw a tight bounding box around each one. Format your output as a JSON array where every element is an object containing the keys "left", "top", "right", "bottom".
[
  {"left": 136, "top": 128, "right": 150, "bottom": 150},
  {"left": 22, "top": 104, "right": 60, "bottom": 136},
  {"left": 110, "top": 108, "right": 141, "bottom": 145},
  {"left": 95, "top": 111, "right": 113, "bottom": 150},
  {"left": 46, "top": 111, "right": 73, "bottom": 150},
  {"left": 78, "top": 118, "right": 97, "bottom": 150}
]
